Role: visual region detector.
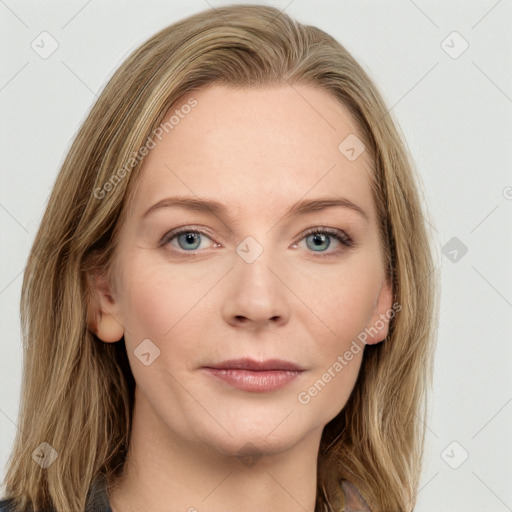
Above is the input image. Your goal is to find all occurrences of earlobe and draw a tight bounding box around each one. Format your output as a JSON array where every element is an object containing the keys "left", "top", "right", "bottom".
[
  {"left": 93, "top": 315, "right": 125, "bottom": 343},
  {"left": 364, "top": 278, "right": 394, "bottom": 346},
  {"left": 86, "top": 271, "right": 125, "bottom": 343}
]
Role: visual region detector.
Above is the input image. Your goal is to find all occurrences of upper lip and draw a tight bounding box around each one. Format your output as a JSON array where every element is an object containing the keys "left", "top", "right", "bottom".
[{"left": 203, "top": 358, "right": 305, "bottom": 372}]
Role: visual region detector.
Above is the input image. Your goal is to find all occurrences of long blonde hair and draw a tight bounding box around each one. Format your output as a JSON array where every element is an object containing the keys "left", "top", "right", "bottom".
[{"left": 2, "top": 4, "right": 439, "bottom": 511}]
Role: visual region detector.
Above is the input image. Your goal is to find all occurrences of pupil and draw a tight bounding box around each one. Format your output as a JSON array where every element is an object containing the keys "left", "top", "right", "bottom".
[
  {"left": 313, "top": 234, "right": 323, "bottom": 245},
  {"left": 308, "top": 233, "right": 330, "bottom": 251},
  {"left": 180, "top": 233, "right": 200, "bottom": 249}
]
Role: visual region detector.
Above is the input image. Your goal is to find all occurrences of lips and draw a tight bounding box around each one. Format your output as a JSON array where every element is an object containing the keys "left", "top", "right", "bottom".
[
  {"left": 201, "top": 358, "right": 305, "bottom": 392},
  {"left": 203, "top": 358, "right": 305, "bottom": 372}
]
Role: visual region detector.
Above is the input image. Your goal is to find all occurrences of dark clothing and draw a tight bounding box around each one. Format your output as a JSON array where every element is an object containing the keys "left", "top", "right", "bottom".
[{"left": 84, "top": 474, "right": 113, "bottom": 512}]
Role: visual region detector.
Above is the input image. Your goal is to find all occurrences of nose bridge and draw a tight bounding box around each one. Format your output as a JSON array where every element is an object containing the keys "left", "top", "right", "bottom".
[{"left": 222, "top": 232, "right": 290, "bottom": 326}]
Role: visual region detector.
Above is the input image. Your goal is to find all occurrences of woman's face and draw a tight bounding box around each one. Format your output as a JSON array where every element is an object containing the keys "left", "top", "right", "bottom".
[{"left": 92, "top": 84, "right": 392, "bottom": 459}]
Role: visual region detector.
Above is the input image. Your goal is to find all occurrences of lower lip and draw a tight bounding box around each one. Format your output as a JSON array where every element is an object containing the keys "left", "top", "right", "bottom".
[{"left": 202, "top": 368, "right": 303, "bottom": 392}]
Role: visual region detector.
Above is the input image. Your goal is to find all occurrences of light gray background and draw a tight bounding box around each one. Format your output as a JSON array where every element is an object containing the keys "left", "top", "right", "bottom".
[{"left": 1, "top": 1, "right": 511, "bottom": 510}]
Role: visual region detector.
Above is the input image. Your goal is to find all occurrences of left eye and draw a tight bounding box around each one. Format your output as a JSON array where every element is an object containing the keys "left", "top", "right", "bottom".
[
  {"left": 299, "top": 228, "right": 353, "bottom": 254},
  {"left": 161, "top": 227, "right": 353, "bottom": 255}
]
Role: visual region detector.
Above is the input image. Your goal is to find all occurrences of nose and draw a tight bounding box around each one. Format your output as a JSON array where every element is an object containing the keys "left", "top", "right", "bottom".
[{"left": 221, "top": 250, "right": 290, "bottom": 330}]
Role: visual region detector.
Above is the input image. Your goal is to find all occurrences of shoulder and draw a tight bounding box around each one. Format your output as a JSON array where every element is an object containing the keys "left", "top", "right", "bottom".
[{"left": 341, "top": 479, "right": 373, "bottom": 512}]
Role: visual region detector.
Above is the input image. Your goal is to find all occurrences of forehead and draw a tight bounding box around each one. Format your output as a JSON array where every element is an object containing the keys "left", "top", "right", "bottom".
[{"left": 129, "top": 84, "right": 375, "bottom": 222}]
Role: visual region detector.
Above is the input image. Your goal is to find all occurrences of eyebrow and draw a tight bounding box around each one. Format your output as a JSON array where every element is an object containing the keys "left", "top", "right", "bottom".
[{"left": 142, "top": 195, "right": 369, "bottom": 222}]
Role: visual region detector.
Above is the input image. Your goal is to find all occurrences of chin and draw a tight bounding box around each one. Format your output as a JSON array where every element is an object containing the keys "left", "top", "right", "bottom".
[
  {"left": 209, "top": 429, "right": 302, "bottom": 462},
  {"left": 187, "top": 405, "right": 325, "bottom": 462}
]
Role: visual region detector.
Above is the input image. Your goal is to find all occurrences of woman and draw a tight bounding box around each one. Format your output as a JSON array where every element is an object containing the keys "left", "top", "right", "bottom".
[{"left": 0, "top": 4, "right": 439, "bottom": 511}]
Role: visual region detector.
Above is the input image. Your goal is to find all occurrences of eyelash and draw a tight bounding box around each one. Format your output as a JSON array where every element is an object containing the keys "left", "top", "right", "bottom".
[{"left": 160, "top": 225, "right": 354, "bottom": 257}]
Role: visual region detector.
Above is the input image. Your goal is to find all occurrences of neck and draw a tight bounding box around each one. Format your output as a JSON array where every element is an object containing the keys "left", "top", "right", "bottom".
[{"left": 108, "top": 388, "right": 323, "bottom": 512}]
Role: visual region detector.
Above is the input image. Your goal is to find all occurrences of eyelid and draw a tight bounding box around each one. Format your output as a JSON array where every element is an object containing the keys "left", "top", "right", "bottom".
[
  {"left": 160, "top": 225, "right": 217, "bottom": 247},
  {"left": 160, "top": 224, "right": 354, "bottom": 254},
  {"left": 295, "top": 225, "right": 353, "bottom": 244}
]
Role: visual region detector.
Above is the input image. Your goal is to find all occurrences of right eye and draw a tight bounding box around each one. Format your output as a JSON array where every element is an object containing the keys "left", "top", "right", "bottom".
[{"left": 161, "top": 227, "right": 218, "bottom": 253}]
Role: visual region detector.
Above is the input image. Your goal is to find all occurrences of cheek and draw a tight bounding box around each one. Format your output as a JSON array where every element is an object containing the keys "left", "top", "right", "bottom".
[
  {"left": 119, "top": 255, "right": 203, "bottom": 337},
  {"left": 302, "top": 260, "right": 382, "bottom": 346},
  {"left": 294, "top": 258, "right": 380, "bottom": 412},
  {"left": 117, "top": 256, "right": 216, "bottom": 379},
  {"left": 118, "top": 262, "right": 203, "bottom": 404},
  {"left": 297, "top": 337, "right": 364, "bottom": 421}
]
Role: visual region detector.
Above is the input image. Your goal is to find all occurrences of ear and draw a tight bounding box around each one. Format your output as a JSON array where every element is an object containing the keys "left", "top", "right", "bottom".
[
  {"left": 364, "top": 277, "right": 394, "bottom": 346},
  {"left": 86, "top": 270, "right": 125, "bottom": 343}
]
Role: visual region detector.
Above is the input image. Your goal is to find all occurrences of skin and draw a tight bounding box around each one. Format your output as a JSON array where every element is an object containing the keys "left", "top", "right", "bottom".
[{"left": 88, "top": 84, "right": 392, "bottom": 512}]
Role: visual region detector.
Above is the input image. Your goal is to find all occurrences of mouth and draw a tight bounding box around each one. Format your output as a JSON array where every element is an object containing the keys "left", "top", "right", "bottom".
[
  {"left": 201, "top": 358, "right": 306, "bottom": 392},
  {"left": 204, "top": 358, "right": 305, "bottom": 372}
]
